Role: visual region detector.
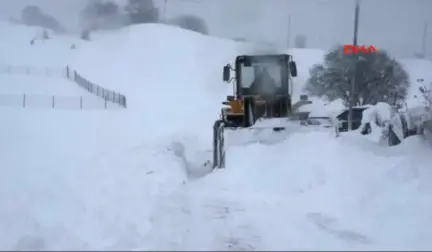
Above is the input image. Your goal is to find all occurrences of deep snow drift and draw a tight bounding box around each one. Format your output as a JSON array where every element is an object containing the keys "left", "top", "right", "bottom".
[
  {"left": 1, "top": 22, "right": 432, "bottom": 250},
  {"left": 0, "top": 108, "right": 188, "bottom": 250}
]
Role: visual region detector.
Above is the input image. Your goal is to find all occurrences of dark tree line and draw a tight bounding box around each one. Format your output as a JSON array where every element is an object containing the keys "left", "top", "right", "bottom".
[
  {"left": 15, "top": 0, "right": 209, "bottom": 41},
  {"left": 80, "top": 0, "right": 208, "bottom": 35},
  {"left": 20, "top": 5, "right": 65, "bottom": 33}
]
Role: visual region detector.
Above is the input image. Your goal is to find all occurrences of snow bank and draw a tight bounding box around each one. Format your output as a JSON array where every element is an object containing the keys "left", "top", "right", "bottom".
[
  {"left": 174, "top": 130, "right": 432, "bottom": 250},
  {"left": 361, "top": 102, "right": 392, "bottom": 126},
  {"left": 0, "top": 23, "right": 191, "bottom": 249},
  {"left": 0, "top": 108, "right": 187, "bottom": 250},
  {"left": 299, "top": 98, "right": 345, "bottom": 117},
  {"left": 359, "top": 102, "right": 392, "bottom": 143}
]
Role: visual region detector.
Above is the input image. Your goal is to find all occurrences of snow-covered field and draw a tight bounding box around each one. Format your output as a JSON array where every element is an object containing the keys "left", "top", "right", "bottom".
[
  {"left": 0, "top": 75, "right": 117, "bottom": 109},
  {"left": 0, "top": 75, "right": 88, "bottom": 95},
  {"left": 1, "top": 21, "right": 432, "bottom": 250},
  {"left": 0, "top": 23, "right": 114, "bottom": 110}
]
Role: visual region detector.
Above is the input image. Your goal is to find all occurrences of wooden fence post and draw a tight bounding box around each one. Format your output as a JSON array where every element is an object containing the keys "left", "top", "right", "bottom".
[
  {"left": 80, "top": 96, "right": 83, "bottom": 109},
  {"left": 52, "top": 96, "right": 55, "bottom": 108},
  {"left": 22, "top": 94, "right": 26, "bottom": 108},
  {"left": 104, "top": 98, "right": 107, "bottom": 109}
]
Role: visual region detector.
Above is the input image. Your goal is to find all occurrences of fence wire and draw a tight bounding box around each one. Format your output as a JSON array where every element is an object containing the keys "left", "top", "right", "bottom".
[
  {"left": 0, "top": 93, "right": 120, "bottom": 109},
  {"left": 0, "top": 65, "right": 128, "bottom": 109},
  {"left": 66, "top": 66, "right": 127, "bottom": 108}
]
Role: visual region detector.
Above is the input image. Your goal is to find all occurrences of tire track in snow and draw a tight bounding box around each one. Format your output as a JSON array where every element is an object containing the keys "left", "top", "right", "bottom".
[
  {"left": 307, "top": 212, "right": 373, "bottom": 245},
  {"left": 142, "top": 140, "right": 264, "bottom": 250},
  {"left": 167, "top": 141, "right": 265, "bottom": 249},
  {"left": 142, "top": 178, "right": 264, "bottom": 250},
  {"left": 199, "top": 197, "right": 262, "bottom": 251}
]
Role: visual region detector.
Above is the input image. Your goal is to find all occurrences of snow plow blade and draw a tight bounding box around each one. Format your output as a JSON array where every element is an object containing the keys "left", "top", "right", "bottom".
[
  {"left": 212, "top": 117, "right": 300, "bottom": 169},
  {"left": 213, "top": 120, "right": 226, "bottom": 169}
]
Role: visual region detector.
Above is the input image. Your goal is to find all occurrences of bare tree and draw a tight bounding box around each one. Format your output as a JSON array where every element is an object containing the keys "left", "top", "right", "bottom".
[
  {"left": 305, "top": 45, "right": 410, "bottom": 107},
  {"left": 124, "top": 0, "right": 159, "bottom": 25}
]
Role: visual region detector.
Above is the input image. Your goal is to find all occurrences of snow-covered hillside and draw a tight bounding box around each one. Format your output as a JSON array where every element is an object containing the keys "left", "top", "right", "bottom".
[
  {"left": 0, "top": 22, "right": 82, "bottom": 67},
  {"left": 1, "top": 22, "right": 432, "bottom": 250},
  {"left": 0, "top": 22, "right": 112, "bottom": 109},
  {"left": 68, "top": 24, "right": 269, "bottom": 143},
  {"left": 0, "top": 75, "right": 86, "bottom": 95}
]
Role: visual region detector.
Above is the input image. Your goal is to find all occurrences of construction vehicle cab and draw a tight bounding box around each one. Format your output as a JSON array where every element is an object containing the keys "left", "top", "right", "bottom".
[
  {"left": 213, "top": 54, "right": 298, "bottom": 169},
  {"left": 221, "top": 54, "right": 297, "bottom": 128}
]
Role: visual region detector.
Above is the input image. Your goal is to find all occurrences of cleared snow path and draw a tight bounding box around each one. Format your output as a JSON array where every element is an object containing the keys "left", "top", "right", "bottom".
[{"left": 146, "top": 129, "right": 432, "bottom": 251}]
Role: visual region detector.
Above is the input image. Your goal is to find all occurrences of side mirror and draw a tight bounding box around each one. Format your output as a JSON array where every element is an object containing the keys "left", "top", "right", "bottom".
[
  {"left": 289, "top": 61, "right": 297, "bottom": 77},
  {"left": 226, "top": 95, "right": 235, "bottom": 101},
  {"left": 223, "top": 65, "right": 231, "bottom": 82}
]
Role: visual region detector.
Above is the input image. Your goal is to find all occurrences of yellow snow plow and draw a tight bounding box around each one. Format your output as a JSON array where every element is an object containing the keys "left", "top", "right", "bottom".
[{"left": 212, "top": 54, "right": 311, "bottom": 168}]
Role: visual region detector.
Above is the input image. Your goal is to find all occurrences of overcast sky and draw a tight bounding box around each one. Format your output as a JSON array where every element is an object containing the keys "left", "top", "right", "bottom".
[{"left": 1, "top": 0, "right": 431, "bottom": 59}]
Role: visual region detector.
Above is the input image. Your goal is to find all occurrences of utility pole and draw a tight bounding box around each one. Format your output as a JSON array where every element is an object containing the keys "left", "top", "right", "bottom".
[
  {"left": 287, "top": 15, "right": 292, "bottom": 48},
  {"left": 421, "top": 21, "right": 428, "bottom": 58},
  {"left": 347, "top": 0, "right": 360, "bottom": 131}
]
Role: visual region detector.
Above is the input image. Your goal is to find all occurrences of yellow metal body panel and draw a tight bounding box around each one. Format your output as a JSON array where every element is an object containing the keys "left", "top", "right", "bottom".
[{"left": 228, "top": 100, "right": 243, "bottom": 113}]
